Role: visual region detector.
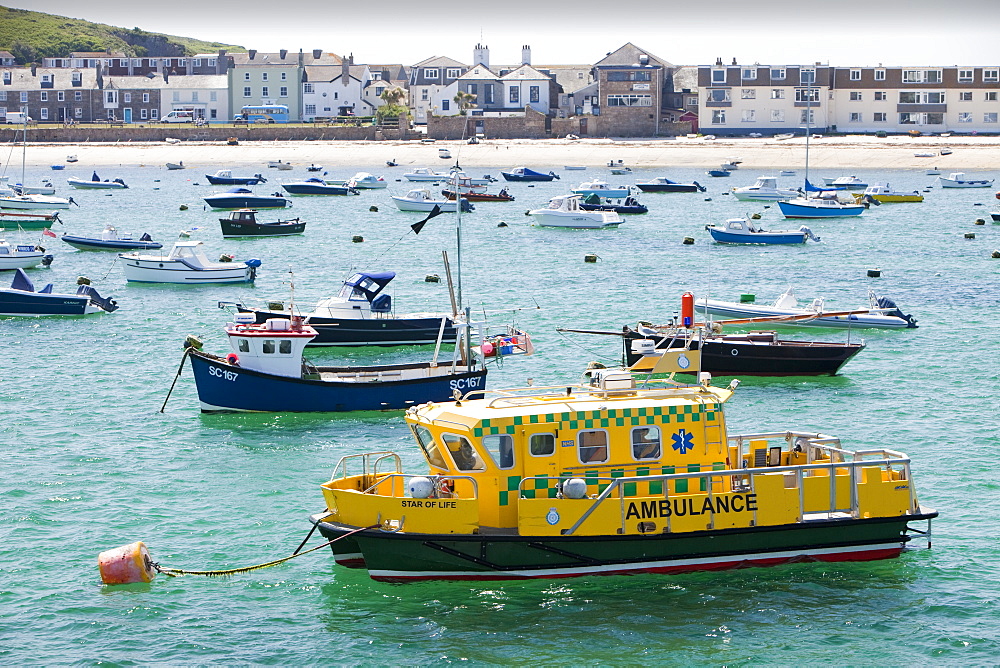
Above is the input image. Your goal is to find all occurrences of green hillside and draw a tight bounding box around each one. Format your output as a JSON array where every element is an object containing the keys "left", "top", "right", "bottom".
[{"left": 0, "top": 5, "right": 244, "bottom": 64}]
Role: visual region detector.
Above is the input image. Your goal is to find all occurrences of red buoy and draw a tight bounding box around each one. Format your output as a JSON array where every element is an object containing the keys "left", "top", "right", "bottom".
[
  {"left": 98, "top": 542, "right": 157, "bottom": 584},
  {"left": 681, "top": 291, "right": 695, "bottom": 328}
]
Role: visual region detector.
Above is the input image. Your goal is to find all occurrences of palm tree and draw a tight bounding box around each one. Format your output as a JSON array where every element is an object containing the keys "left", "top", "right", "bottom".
[
  {"left": 377, "top": 87, "right": 409, "bottom": 124},
  {"left": 453, "top": 91, "right": 477, "bottom": 115}
]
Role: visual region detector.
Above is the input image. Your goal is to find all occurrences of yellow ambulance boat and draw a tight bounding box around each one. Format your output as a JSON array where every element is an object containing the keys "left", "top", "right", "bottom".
[{"left": 310, "top": 366, "right": 936, "bottom": 582}]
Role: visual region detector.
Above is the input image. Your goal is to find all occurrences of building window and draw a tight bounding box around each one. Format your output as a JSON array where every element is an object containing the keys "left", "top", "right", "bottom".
[
  {"left": 124, "top": 93, "right": 132, "bottom": 103},
  {"left": 140, "top": 108, "right": 148, "bottom": 120},
  {"left": 849, "top": 69, "right": 862, "bottom": 80},
  {"left": 926, "top": 92, "right": 944, "bottom": 104},
  {"left": 741, "top": 109, "right": 755, "bottom": 122},
  {"left": 958, "top": 69, "right": 974, "bottom": 82},
  {"left": 795, "top": 88, "right": 820, "bottom": 103},
  {"left": 262, "top": 72, "right": 268, "bottom": 81},
  {"left": 261, "top": 86, "right": 269, "bottom": 97},
  {"left": 446, "top": 68, "right": 460, "bottom": 78},
  {"left": 424, "top": 68, "right": 439, "bottom": 79},
  {"left": 741, "top": 89, "right": 756, "bottom": 99},
  {"left": 243, "top": 87, "right": 252, "bottom": 97},
  {"left": 244, "top": 72, "right": 251, "bottom": 81},
  {"left": 874, "top": 69, "right": 885, "bottom": 81},
  {"left": 986, "top": 113, "right": 999, "bottom": 123},
  {"left": 210, "top": 92, "right": 217, "bottom": 102},
  {"left": 712, "top": 109, "right": 726, "bottom": 124},
  {"left": 800, "top": 109, "right": 814, "bottom": 124},
  {"left": 40, "top": 108, "right": 48, "bottom": 120},
  {"left": 421, "top": 88, "right": 428, "bottom": 101},
  {"left": 850, "top": 91, "right": 862, "bottom": 101},
  {"left": 529, "top": 85, "right": 539, "bottom": 103},
  {"left": 771, "top": 89, "right": 785, "bottom": 99},
  {"left": 770, "top": 68, "right": 785, "bottom": 80},
  {"left": 20, "top": 92, "right": 28, "bottom": 103},
  {"left": 304, "top": 83, "right": 314, "bottom": 94},
  {"left": 711, "top": 69, "right": 726, "bottom": 84},
  {"left": 151, "top": 109, "right": 158, "bottom": 119},
  {"left": 278, "top": 87, "right": 286, "bottom": 97},
  {"left": 849, "top": 112, "right": 862, "bottom": 122},
  {"left": 986, "top": 92, "right": 998, "bottom": 102},
  {"left": 926, "top": 70, "right": 942, "bottom": 83},
  {"left": 902, "top": 70, "right": 921, "bottom": 83},
  {"left": 118, "top": 59, "right": 127, "bottom": 67},
  {"left": 687, "top": 96, "right": 698, "bottom": 106},
  {"left": 210, "top": 109, "right": 217, "bottom": 119},
  {"left": 333, "top": 92, "right": 338, "bottom": 99},
  {"left": 484, "top": 84, "right": 494, "bottom": 104},
  {"left": 172, "top": 92, "right": 180, "bottom": 102},
  {"left": 142, "top": 93, "right": 149, "bottom": 103},
  {"left": 304, "top": 104, "right": 316, "bottom": 115},
  {"left": 40, "top": 91, "right": 48, "bottom": 102},
  {"left": 631, "top": 427, "right": 661, "bottom": 460},
  {"left": 374, "top": 86, "right": 385, "bottom": 97},
  {"left": 72, "top": 72, "right": 81, "bottom": 83},
  {"left": 873, "top": 112, "right": 886, "bottom": 122},
  {"left": 74, "top": 91, "right": 82, "bottom": 101},
  {"left": 208, "top": 59, "right": 216, "bottom": 67},
  {"left": 800, "top": 68, "right": 815, "bottom": 84},
  {"left": 874, "top": 91, "right": 887, "bottom": 101},
  {"left": 577, "top": 430, "right": 609, "bottom": 464},
  {"left": 958, "top": 112, "right": 973, "bottom": 123},
  {"left": 179, "top": 59, "right": 187, "bottom": 67},
  {"left": 607, "top": 94, "right": 651, "bottom": 106},
  {"left": 741, "top": 68, "right": 756, "bottom": 80},
  {"left": 708, "top": 89, "right": 731, "bottom": 103},
  {"left": 281, "top": 72, "right": 287, "bottom": 81},
  {"left": 441, "top": 99, "right": 450, "bottom": 111},
  {"left": 75, "top": 107, "right": 82, "bottom": 118},
  {"left": 191, "top": 92, "right": 198, "bottom": 102},
  {"left": 984, "top": 69, "right": 1000, "bottom": 82},
  {"left": 959, "top": 91, "right": 972, "bottom": 101},
  {"left": 193, "top": 58, "right": 202, "bottom": 67},
  {"left": 467, "top": 83, "right": 477, "bottom": 96},
  {"left": 509, "top": 86, "right": 519, "bottom": 104}
]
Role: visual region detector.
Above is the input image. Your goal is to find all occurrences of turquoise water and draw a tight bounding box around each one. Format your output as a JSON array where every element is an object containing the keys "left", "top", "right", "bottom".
[{"left": 2, "top": 160, "right": 999, "bottom": 663}]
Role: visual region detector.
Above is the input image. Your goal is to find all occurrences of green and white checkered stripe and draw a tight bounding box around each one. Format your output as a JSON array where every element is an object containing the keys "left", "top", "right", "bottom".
[{"left": 473, "top": 403, "right": 720, "bottom": 437}]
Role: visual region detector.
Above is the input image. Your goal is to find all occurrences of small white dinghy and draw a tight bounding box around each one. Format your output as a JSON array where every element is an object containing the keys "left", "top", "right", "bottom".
[
  {"left": 529, "top": 195, "right": 622, "bottom": 229},
  {"left": 119, "top": 239, "right": 260, "bottom": 284}
]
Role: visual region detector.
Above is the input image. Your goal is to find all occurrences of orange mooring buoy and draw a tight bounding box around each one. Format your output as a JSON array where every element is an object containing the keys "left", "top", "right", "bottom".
[{"left": 98, "top": 541, "right": 157, "bottom": 584}]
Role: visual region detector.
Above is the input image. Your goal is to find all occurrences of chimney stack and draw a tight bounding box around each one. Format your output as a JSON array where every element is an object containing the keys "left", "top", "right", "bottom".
[
  {"left": 342, "top": 55, "right": 349, "bottom": 82},
  {"left": 521, "top": 45, "right": 531, "bottom": 66},
  {"left": 249, "top": 49, "right": 257, "bottom": 60},
  {"left": 473, "top": 43, "right": 490, "bottom": 69},
  {"left": 280, "top": 49, "right": 288, "bottom": 60},
  {"left": 313, "top": 49, "right": 322, "bottom": 60}
]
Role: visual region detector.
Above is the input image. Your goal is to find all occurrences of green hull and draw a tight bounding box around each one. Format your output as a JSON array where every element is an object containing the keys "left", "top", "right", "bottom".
[{"left": 314, "top": 510, "right": 936, "bottom": 582}]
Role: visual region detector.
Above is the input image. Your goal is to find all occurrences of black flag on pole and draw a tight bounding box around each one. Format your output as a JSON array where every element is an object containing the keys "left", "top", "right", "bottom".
[{"left": 410, "top": 204, "right": 443, "bottom": 235}]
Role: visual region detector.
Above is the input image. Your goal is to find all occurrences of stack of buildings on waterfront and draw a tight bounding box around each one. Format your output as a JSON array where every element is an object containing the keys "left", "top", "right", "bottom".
[{"left": 2, "top": 43, "right": 999, "bottom": 138}]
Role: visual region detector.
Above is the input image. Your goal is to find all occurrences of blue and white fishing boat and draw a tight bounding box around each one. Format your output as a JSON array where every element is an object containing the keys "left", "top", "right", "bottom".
[
  {"left": 571, "top": 180, "right": 633, "bottom": 199},
  {"left": 938, "top": 172, "right": 994, "bottom": 188},
  {"left": 203, "top": 188, "right": 289, "bottom": 209},
  {"left": 205, "top": 170, "right": 267, "bottom": 186},
  {"left": 777, "top": 189, "right": 865, "bottom": 218},
  {"left": 500, "top": 167, "right": 559, "bottom": 182},
  {"left": 222, "top": 271, "right": 458, "bottom": 347},
  {"left": 186, "top": 315, "right": 485, "bottom": 412},
  {"left": 706, "top": 218, "right": 820, "bottom": 244},
  {"left": 0, "top": 268, "right": 118, "bottom": 316},
  {"left": 281, "top": 178, "right": 358, "bottom": 196},
  {"left": 62, "top": 225, "right": 162, "bottom": 251}
]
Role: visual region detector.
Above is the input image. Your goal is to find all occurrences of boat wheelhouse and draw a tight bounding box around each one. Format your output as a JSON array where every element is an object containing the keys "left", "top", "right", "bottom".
[{"left": 309, "top": 369, "right": 936, "bottom": 581}]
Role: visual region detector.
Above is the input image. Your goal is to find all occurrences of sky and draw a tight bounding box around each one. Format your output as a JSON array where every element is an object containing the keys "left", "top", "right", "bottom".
[{"left": 7, "top": 0, "right": 1000, "bottom": 67}]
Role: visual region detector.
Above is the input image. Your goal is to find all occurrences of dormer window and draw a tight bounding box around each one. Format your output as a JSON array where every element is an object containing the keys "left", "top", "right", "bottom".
[{"left": 424, "top": 68, "right": 439, "bottom": 79}]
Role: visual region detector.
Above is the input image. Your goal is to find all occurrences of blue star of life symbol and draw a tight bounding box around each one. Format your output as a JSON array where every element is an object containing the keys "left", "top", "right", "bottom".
[{"left": 671, "top": 429, "right": 695, "bottom": 454}]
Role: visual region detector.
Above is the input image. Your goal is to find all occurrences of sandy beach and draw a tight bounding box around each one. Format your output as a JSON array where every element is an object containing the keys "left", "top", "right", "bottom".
[{"left": 7, "top": 135, "right": 1000, "bottom": 171}]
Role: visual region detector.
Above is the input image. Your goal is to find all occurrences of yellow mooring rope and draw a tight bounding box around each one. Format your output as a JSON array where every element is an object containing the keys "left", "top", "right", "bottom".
[{"left": 153, "top": 524, "right": 378, "bottom": 578}]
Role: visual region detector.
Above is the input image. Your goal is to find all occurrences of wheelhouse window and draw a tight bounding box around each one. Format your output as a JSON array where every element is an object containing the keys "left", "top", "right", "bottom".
[
  {"left": 262, "top": 340, "right": 275, "bottom": 354},
  {"left": 482, "top": 434, "right": 514, "bottom": 469},
  {"left": 238, "top": 339, "right": 250, "bottom": 352},
  {"left": 442, "top": 433, "right": 486, "bottom": 471},
  {"left": 578, "top": 430, "right": 609, "bottom": 464},
  {"left": 529, "top": 433, "right": 555, "bottom": 456},
  {"left": 411, "top": 425, "right": 447, "bottom": 468},
  {"left": 631, "top": 427, "right": 661, "bottom": 460}
]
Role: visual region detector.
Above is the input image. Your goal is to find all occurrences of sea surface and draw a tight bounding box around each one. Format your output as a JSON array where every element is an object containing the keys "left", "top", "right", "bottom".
[{"left": 1, "top": 156, "right": 998, "bottom": 664}]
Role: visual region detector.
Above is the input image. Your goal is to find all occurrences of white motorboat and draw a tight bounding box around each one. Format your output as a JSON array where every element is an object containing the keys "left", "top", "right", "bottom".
[
  {"left": 820, "top": 175, "right": 868, "bottom": 189},
  {"left": 696, "top": 288, "right": 918, "bottom": 329},
  {"left": 0, "top": 193, "right": 74, "bottom": 210},
  {"left": 119, "top": 240, "right": 260, "bottom": 284},
  {"left": 390, "top": 188, "right": 472, "bottom": 213},
  {"left": 267, "top": 160, "right": 293, "bottom": 170},
  {"left": 0, "top": 238, "right": 52, "bottom": 270},
  {"left": 346, "top": 172, "right": 388, "bottom": 189},
  {"left": 731, "top": 176, "right": 800, "bottom": 201},
  {"left": 403, "top": 167, "right": 451, "bottom": 182},
  {"left": 571, "top": 180, "right": 633, "bottom": 198},
  {"left": 529, "top": 195, "right": 623, "bottom": 229},
  {"left": 12, "top": 180, "right": 56, "bottom": 195},
  {"left": 67, "top": 173, "right": 128, "bottom": 189},
  {"left": 938, "top": 172, "right": 994, "bottom": 188}
]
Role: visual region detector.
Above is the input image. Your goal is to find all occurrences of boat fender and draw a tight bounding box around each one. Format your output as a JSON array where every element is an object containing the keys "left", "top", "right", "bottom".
[
  {"left": 408, "top": 477, "right": 434, "bottom": 499},
  {"left": 179, "top": 205, "right": 188, "bottom": 211},
  {"left": 98, "top": 541, "right": 157, "bottom": 584},
  {"left": 481, "top": 341, "right": 495, "bottom": 357},
  {"left": 226, "top": 353, "right": 240, "bottom": 366},
  {"left": 562, "top": 478, "right": 588, "bottom": 500},
  {"left": 352, "top": 235, "right": 364, "bottom": 243},
  {"left": 975, "top": 218, "right": 986, "bottom": 225},
  {"left": 497, "top": 221, "right": 508, "bottom": 228},
  {"left": 682, "top": 237, "right": 695, "bottom": 245},
  {"left": 681, "top": 292, "right": 695, "bottom": 328},
  {"left": 369, "top": 206, "right": 378, "bottom": 212}
]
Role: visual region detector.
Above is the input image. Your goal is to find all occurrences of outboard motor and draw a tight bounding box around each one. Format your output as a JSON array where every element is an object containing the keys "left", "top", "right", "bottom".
[
  {"left": 694, "top": 181, "right": 707, "bottom": 192},
  {"left": 77, "top": 284, "right": 119, "bottom": 312},
  {"left": 244, "top": 258, "right": 262, "bottom": 281},
  {"left": 875, "top": 296, "right": 918, "bottom": 328}
]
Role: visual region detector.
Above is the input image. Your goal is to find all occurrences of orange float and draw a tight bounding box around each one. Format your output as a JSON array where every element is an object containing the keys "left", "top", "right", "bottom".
[{"left": 98, "top": 541, "right": 157, "bottom": 584}]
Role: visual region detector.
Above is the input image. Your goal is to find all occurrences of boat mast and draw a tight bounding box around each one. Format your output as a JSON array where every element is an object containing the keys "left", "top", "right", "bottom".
[{"left": 20, "top": 104, "right": 27, "bottom": 187}]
